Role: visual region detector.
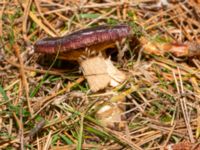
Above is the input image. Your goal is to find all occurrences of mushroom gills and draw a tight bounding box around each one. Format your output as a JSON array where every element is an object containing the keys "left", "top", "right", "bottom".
[{"left": 57, "top": 42, "right": 115, "bottom": 61}]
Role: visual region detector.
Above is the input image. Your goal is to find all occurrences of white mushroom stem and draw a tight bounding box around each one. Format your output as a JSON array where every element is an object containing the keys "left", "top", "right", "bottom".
[{"left": 80, "top": 56, "right": 126, "bottom": 92}]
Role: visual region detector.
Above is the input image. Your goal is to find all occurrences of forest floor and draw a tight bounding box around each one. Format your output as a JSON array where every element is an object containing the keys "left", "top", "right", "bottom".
[{"left": 1, "top": 0, "right": 200, "bottom": 149}]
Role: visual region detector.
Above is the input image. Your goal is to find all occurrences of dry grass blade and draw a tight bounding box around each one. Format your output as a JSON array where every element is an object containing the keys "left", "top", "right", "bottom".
[
  {"left": 43, "top": 131, "right": 52, "bottom": 150},
  {"left": 21, "top": 1, "right": 56, "bottom": 37},
  {"left": 0, "top": 0, "right": 6, "bottom": 36},
  {"left": 34, "top": 0, "right": 58, "bottom": 36},
  {"left": 22, "top": 0, "right": 32, "bottom": 41},
  {"left": 177, "top": 67, "right": 195, "bottom": 143},
  {"left": 13, "top": 44, "right": 33, "bottom": 116}
]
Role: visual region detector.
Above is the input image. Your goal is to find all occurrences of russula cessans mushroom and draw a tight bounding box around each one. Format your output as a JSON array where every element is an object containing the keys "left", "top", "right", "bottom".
[{"left": 34, "top": 24, "right": 132, "bottom": 92}]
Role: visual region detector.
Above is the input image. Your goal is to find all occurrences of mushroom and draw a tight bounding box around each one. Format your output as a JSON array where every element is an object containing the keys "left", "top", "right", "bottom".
[{"left": 34, "top": 24, "right": 132, "bottom": 92}]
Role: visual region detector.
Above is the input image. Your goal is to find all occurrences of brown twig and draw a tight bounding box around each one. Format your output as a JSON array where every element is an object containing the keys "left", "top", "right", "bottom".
[
  {"left": 13, "top": 44, "right": 33, "bottom": 116},
  {"left": 22, "top": 0, "right": 32, "bottom": 42},
  {"left": 0, "top": 0, "right": 6, "bottom": 36}
]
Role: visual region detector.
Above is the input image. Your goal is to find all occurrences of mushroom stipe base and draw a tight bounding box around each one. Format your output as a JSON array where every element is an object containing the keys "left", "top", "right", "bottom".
[{"left": 80, "top": 56, "right": 126, "bottom": 92}]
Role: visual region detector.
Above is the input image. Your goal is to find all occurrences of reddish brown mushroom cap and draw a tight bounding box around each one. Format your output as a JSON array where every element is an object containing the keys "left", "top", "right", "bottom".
[{"left": 34, "top": 24, "right": 132, "bottom": 54}]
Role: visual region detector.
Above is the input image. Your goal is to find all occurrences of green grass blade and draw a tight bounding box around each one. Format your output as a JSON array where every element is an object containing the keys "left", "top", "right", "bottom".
[
  {"left": 60, "top": 134, "right": 73, "bottom": 145},
  {"left": 80, "top": 13, "right": 100, "bottom": 19},
  {"left": 77, "top": 115, "right": 84, "bottom": 150},
  {"left": 0, "top": 84, "right": 8, "bottom": 101}
]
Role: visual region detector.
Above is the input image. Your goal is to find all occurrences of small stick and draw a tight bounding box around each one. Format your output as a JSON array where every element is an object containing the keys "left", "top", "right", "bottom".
[
  {"left": 21, "top": 0, "right": 32, "bottom": 42},
  {"left": 13, "top": 44, "right": 33, "bottom": 116},
  {"left": 0, "top": 0, "right": 6, "bottom": 36}
]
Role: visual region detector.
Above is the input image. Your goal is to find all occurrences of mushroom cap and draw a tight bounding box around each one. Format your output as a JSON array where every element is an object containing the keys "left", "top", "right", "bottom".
[{"left": 34, "top": 24, "right": 132, "bottom": 54}]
